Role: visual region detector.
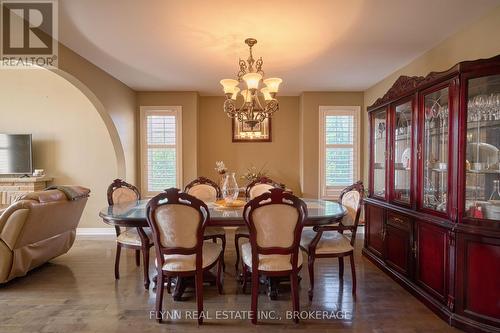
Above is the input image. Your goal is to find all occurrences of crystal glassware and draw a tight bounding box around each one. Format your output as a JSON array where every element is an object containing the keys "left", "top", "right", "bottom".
[{"left": 222, "top": 172, "right": 239, "bottom": 203}]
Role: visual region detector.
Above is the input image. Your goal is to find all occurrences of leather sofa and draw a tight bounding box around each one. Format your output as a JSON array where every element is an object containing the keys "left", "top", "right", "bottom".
[{"left": 0, "top": 186, "right": 90, "bottom": 283}]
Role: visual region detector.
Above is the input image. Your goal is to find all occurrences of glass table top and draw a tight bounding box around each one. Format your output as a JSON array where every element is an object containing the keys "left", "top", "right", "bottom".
[{"left": 99, "top": 198, "right": 346, "bottom": 225}]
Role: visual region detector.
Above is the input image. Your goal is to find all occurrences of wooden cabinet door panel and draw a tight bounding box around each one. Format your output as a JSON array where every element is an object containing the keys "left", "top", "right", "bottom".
[
  {"left": 365, "top": 204, "right": 385, "bottom": 258},
  {"left": 415, "top": 221, "right": 448, "bottom": 302},
  {"left": 385, "top": 223, "right": 411, "bottom": 276},
  {"left": 456, "top": 234, "right": 500, "bottom": 326}
]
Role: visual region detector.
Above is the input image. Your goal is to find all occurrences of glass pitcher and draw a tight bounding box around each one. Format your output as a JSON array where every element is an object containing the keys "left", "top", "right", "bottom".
[{"left": 222, "top": 172, "right": 239, "bottom": 203}]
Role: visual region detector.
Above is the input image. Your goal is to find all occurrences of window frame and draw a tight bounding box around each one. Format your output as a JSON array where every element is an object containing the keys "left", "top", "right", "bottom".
[
  {"left": 319, "top": 105, "right": 361, "bottom": 200},
  {"left": 140, "top": 106, "right": 183, "bottom": 197}
]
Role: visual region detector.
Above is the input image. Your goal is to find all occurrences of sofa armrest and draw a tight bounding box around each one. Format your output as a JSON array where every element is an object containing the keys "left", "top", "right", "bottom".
[{"left": 0, "top": 205, "right": 30, "bottom": 250}]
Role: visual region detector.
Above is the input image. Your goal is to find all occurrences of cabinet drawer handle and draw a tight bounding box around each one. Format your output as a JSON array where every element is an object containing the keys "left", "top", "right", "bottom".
[
  {"left": 380, "top": 228, "right": 386, "bottom": 241},
  {"left": 392, "top": 217, "right": 405, "bottom": 224}
]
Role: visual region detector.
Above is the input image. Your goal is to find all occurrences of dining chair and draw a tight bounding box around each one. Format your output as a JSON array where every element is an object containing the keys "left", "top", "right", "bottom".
[
  {"left": 107, "top": 179, "right": 154, "bottom": 289},
  {"left": 146, "top": 188, "right": 223, "bottom": 324},
  {"left": 235, "top": 176, "right": 284, "bottom": 271},
  {"left": 300, "top": 181, "right": 364, "bottom": 300},
  {"left": 241, "top": 188, "right": 307, "bottom": 324},
  {"left": 184, "top": 176, "right": 226, "bottom": 271}
]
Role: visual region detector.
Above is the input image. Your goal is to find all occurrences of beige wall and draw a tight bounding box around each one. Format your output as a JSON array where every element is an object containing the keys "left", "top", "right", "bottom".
[
  {"left": 0, "top": 68, "right": 117, "bottom": 228},
  {"left": 300, "top": 92, "right": 365, "bottom": 198},
  {"left": 362, "top": 5, "right": 500, "bottom": 185},
  {"left": 136, "top": 92, "right": 199, "bottom": 188},
  {"left": 198, "top": 96, "right": 301, "bottom": 195},
  {"left": 58, "top": 43, "right": 137, "bottom": 184}
]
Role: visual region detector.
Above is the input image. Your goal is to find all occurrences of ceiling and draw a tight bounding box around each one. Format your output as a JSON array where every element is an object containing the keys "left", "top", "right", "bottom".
[{"left": 59, "top": 0, "right": 500, "bottom": 95}]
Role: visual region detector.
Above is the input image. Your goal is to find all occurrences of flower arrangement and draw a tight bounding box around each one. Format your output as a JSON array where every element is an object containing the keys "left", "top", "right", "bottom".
[
  {"left": 241, "top": 163, "right": 268, "bottom": 183},
  {"left": 215, "top": 161, "right": 227, "bottom": 175}
]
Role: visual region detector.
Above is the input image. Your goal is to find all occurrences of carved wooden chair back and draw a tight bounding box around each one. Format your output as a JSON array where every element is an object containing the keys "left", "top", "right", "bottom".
[
  {"left": 337, "top": 181, "right": 364, "bottom": 245},
  {"left": 107, "top": 179, "right": 140, "bottom": 205},
  {"left": 184, "top": 176, "right": 221, "bottom": 202},
  {"left": 243, "top": 188, "right": 307, "bottom": 270},
  {"left": 146, "top": 188, "right": 209, "bottom": 271},
  {"left": 245, "top": 176, "right": 284, "bottom": 200}
]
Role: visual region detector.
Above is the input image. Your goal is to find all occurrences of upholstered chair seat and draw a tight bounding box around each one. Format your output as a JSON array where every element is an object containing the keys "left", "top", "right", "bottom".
[
  {"left": 235, "top": 177, "right": 284, "bottom": 272},
  {"left": 241, "top": 188, "right": 307, "bottom": 324},
  {"left": 300, "top": 230, "right": 353, "bottom": 254},
  {"left": 106, "top": 179, "right": 153, "bottom": 289},
  {"left": 117, "top": 228, "right": 153, "bottom": 246},
  {"left": 156, "top": 242, "right": 222, "bottom": 272},
  {"left": 241, "top": 242, "right": 303, "bottom": 271},
  {"left": 147, "top": 188, "right": 223, "bottom": 324},
  {"left": 300, "top": 181, "right": 364, "bottom": 300}
]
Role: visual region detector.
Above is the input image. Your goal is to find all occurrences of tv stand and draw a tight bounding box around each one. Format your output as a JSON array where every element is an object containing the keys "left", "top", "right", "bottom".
[{"left": 0, "top": 176, "right": 53, "bottom": 205}]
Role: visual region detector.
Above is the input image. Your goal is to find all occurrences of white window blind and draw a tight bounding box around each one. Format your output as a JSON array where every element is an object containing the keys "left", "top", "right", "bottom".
[
  {"left": 140, "top": 106, "right": 182, "bottom": 196},
  {"left": 319, "top": 106, "right": 360, "bottom": 199}
]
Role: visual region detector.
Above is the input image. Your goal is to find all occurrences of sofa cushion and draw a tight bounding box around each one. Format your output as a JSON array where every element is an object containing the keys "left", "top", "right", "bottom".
[{"left": 21, "top": 186, "right": 90, "bottom": 203}]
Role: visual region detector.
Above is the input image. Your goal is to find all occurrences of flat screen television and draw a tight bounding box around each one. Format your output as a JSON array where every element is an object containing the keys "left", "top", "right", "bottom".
[{"left": 0, "top": 134, "right": 33, "bottom": 175}]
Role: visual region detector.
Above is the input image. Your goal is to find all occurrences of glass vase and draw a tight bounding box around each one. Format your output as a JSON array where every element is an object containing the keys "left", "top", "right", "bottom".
[{"left": 222, "top": 172, "right": 239, "bottom": 203}]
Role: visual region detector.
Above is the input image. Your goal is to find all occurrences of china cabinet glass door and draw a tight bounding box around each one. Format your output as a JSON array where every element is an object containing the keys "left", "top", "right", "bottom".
[
  {"left": 422, "top": 87, "right": 450, "bottom": 214},
  {"left": 392, "top": 101, "right": 413, "bottom": 205},
  {"left": 372, "top": 109, "right": 387, "bottom": 199},
  {"left": 464, "top": 74, "right": 500, "bottom": 221}
]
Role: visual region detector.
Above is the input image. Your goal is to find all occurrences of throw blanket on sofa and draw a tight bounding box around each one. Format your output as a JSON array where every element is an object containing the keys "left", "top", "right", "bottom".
[{"left": 44, "top": 185, "right": 89, "bottom": 201}]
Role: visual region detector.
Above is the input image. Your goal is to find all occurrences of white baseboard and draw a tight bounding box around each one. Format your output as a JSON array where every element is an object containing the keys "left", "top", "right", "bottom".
[{"left": 76, "top": 228, "right": 115, "bottom": 236}]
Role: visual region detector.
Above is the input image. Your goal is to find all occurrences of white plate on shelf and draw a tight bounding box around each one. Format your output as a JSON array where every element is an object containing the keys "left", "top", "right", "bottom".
[{"left": 401, "top": 148, "right": 411, "bottom": 169}]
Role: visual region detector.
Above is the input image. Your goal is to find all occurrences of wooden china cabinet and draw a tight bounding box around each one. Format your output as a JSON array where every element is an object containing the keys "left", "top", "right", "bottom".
[{"left": 364, "top": 55, "right": 500, "bottom": 333}]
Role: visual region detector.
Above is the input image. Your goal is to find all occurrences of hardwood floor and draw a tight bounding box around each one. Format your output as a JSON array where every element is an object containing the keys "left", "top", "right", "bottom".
[{"left": 0, "top": 229, "right": 460, "bottom": 332}]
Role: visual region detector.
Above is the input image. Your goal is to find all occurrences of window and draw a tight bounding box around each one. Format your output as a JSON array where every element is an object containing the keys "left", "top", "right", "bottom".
[
  {"left": 319, "top": 106, "right": 360, "bottom": 199},
  {"left": 140, "top": 106, "right": 182, "bottom": 197}
]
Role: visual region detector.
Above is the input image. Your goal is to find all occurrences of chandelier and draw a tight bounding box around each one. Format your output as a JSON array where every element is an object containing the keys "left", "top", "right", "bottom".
[{"left": 220, "top": 38, "right": 282, "bottom": 128}]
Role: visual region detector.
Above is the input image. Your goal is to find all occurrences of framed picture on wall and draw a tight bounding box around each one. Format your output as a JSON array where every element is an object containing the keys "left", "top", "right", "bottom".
[{"left": 232, "top": 117, "right": 272, "bottom": 142}]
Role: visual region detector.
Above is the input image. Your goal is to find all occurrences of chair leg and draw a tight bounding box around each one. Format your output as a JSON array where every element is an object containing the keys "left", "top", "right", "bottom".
[
  {"left": 242, "top": 264, "right": 248, "bottom": 293},
  {"left": 350, "top": 254, "right": 356, "bottom": 295},
  {"left": 156, "top": 273, "right": 164, "bottom": 323},
  {"left": 291, "top": 272, "right": 299, "bottom": 324},
  {"left": 216, "top": 255, "right": 223, "bottom": 294},
  {"left": 166, "top": 277, "right": 171, "bottom": 294},
  {"left": 114, "top": 243, "right": 121, "bottom": 279},
  {"left": 135, "top": 249, "right": 140, "bottom": 267},
  {"left": 220, "top": 235, "right": 226, "bottom": 272},
  {"left": 339, "top": 257, "right": 344, "bottom": 280},
  {"left": 251, "top": 269, "right": 259, "bottom": 325},
  {"left": 234, "top": 235, "right": 241, "bottom": 272},
  {"left": 308, "top": 255, "right": 315, "bottom": 301},
  {"left": 142, "top": 246, "right": 150, "bottom": 289},
  {"left": 195, "top": 271, "right": 204, "bottom": 325}
]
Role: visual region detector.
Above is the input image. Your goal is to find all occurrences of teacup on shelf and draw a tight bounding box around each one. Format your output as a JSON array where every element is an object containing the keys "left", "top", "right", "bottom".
[
  {"left": 433, "top": 162, "right": 447, "bottom": 170},
  {"left": 471, "top": 163, "right": 486, "bottom": 171}
]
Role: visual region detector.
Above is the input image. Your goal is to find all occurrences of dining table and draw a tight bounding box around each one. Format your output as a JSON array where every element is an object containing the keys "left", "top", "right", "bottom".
[{"left": 99, "top": 198, "right": 346, "bottom": 300}]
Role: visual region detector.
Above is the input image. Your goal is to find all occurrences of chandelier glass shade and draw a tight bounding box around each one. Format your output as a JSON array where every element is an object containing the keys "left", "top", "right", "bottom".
[{"left": 220, "top": 38, "right": 282, "bottom": 128}]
